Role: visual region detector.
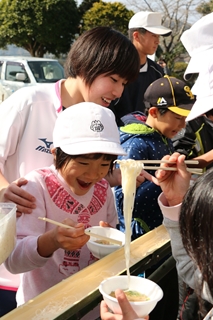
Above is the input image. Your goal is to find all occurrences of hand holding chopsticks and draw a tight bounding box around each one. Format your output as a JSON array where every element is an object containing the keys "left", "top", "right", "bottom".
[{"left": 38, "top": 217, "right": 121, "bottom": 246}]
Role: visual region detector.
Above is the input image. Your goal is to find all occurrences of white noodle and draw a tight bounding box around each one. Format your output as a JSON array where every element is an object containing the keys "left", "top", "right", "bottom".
[{"left": 115, "top": 160, "right": 144, "bottom": 285}]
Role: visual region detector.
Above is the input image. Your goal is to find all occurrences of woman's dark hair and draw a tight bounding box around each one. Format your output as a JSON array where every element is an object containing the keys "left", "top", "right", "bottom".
[
  {"left": 65, "top": 26, "right": 140, "bottom": 86},
  {"left": 180, "top": 168, "right": 213, "bottom": 312},
  {"left": 54, "top": 147, "right": 117, "bottom": 173}
]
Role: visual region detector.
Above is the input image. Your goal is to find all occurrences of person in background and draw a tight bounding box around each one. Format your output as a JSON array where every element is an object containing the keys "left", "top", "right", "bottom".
[
  {"left": 174, "top": 13, "right": 213, "bottom": 319},
  {"left": 4, "top": 102, "right": 126, "bottom": 320},
  {"left": 173, "top": 109, "right": 213, "bottom": 171},
  {"left": 114, "top": 75, "right": 194, "bottom": 320},
  {"left": 0, "top": 26, "right": 140, "bottom": 317},
  {"left": 115, "top": 75, "right": 194, "bottom": 241},
  {"left": 157, "top": 57, "right": 171, "bottom": 75},
  {"left": 110, "top": 11, "right": 171, "bottom": 126}
]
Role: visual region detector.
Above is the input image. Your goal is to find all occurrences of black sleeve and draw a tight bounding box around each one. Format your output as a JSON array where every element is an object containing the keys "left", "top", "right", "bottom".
[{"left": 172, "top": 123, "right": 198, "bottom": 158}]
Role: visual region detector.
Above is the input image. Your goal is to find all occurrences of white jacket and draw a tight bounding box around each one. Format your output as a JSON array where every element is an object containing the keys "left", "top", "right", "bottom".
[{"left": 0, "top": 80, "right": 64, "bottom": 289}]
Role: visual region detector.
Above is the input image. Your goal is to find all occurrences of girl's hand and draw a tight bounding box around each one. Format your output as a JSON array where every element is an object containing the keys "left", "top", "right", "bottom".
[
  {"left": 99, "top": 221, "right": 112, "bottom": 228},
  {"left": 100, "top": 289, "right": 149, "bottom": 320},
  {"left": 37, "top": 219, "right": 89, "bottom": 257},
  {"left": 155, "top": 153, "right": 191, "bottom": 206}
]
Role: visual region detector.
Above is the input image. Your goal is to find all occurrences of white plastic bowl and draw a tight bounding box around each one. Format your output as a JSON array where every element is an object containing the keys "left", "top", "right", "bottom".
[
  {"left": 0, "top": 203, "right": 16, "bottom": 264},
  {"left": 99, "top": 275, "right": 163, "bottom": 317},
  {"left": 86, "top": 226, "right": 125, "bottom": 259}
]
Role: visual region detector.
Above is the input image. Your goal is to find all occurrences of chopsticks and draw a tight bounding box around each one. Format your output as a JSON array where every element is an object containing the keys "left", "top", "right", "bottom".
[
  {"left": 142, "top": 166, "right": 203, "bottom": 175},
  {"left": 85, "top": 229, "right": 122, "bottom": 246},
  {"left": 136, "top": 160, "right": 203, "bottom": 175},
  {"left": 38, "top": 217, "right": 122, "bottom": 246},
  {"left": 38, "top": 217, "right": 74, "bottom": 229},
  {"left": 137, "top": 160, "right": 199, "bottom": 164}
]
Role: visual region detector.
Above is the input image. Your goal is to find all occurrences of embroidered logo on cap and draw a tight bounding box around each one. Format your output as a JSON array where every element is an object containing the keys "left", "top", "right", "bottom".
[
  {"left": 184, "top": 86, "right": 194, "bottom": 99},
  {"left": 157, "top": 97, "right": 167, "bottom": 106},
  {"left": 90, "top": 120, "right": 104, "bottom": 132}
]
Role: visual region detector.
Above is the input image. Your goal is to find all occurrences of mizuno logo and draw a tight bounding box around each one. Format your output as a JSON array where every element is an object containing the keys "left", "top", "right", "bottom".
[{"left": 35, "top": 138, "right": 53, "bottom": 154}]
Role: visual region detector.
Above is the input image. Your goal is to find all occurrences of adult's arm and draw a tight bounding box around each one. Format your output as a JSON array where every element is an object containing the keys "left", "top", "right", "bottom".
[
  {"left": 0, "top": 93, "right": 36, "bottom": 214},
  {"left": 158, "top": 193, "right": 198, "bottom": 290}
]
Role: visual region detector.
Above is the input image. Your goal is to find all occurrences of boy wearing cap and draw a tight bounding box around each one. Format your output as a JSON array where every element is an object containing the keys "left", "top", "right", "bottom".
[
  {"left": 110, "top": 11, "right": 171, "bottom": 126},
  {"left": 115, "top": 76, "right": 194, "bottom": 240},
  {"left": 4, "top": 102, "right": 125, "bottom": 316}
]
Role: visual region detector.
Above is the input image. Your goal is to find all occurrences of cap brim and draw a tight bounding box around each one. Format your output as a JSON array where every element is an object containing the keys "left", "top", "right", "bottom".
[
  {"left": 184, "top": 57, "right": 200, "bottom": 81},
  {"left": 60, "top": 141, "right": 127, "bottom": 156},
  {"left": 184, "top": 49, "right": 213, "bottom": 81},
  {"left": 186, "top": 95, "right": 213, "bottom": 122},
  {"left": 144, "top": 26, "right": 171, "bottom": 36},
  {"left": 168, "top": 105, "right": 193, "bottom": 117}
]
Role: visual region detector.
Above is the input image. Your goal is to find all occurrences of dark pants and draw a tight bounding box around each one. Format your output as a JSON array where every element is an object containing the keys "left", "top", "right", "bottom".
[
  {"left": 148, "top": 264, "right": 179, "bottom": 320},
  {"left": 0, "top": 289, "right": 17, "bottom": 317}
]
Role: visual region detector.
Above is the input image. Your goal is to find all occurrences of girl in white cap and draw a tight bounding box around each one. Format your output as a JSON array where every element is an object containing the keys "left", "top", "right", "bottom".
[{"left": 4, "top": 102, "right": 126, "bottom": 319}]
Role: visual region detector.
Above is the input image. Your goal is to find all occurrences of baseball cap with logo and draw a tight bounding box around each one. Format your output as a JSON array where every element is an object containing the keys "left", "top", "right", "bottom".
[
  {"left": 53, "top": 102, "right": 126, "bottom": 156},
  {"left": 181, "top": 12, "right": 213, "bottom": 80},
  {"left": 144, "top": 75, "right": 195, "bottom": 117},
  {"left": 128, "top": 11, "right": 171, "bottom": 36}
]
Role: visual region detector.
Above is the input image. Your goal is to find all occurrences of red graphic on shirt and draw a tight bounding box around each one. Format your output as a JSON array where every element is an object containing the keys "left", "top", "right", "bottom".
[{"left": 38, "top": 168, "right": 108, "bottom": 274}]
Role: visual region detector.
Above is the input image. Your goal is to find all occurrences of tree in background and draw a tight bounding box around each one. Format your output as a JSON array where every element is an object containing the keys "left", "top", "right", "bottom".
[
  {"left": 196, "top": 0, "right": 213, "bottom": 15},
  {"left": 0, "top": 0, "right": 80, "bottom": 57},
  {"left": 82, "top": 1, "right": 134, "bottom": 35},
  {"left": 78, "top": 0, "right": 100, "bottom": 17}
]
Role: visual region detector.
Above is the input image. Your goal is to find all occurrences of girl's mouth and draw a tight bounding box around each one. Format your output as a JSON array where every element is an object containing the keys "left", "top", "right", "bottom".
[{"left": 77, "top": 179, "right": 92, "bottom": 189}]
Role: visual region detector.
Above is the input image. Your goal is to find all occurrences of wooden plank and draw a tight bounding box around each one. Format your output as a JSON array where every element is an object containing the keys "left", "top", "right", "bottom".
[{"left": 1, "top": 225, "right": 170, "bottom": 320}]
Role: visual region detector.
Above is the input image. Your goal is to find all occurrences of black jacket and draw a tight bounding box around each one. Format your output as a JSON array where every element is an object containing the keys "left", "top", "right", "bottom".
[
  {"left": 173, "top": 116, "right": 213, "bottom": 169},
  {"left": 110, "top": 58, "right": 164, "bottom": 126}
]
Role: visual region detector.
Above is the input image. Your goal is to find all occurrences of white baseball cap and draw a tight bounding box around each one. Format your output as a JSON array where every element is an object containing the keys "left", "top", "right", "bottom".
[
  {"left": 186, "top": 62, "right": 213, "bottom": 122},
  {"left": 181, "top": 12, "right": 213, "bottom": 80},
  {"left": 128, "top": 11, "right": 171, "bottom": 36},
  {"left": 53, "top": 102, "right": 126, "bottom": 156}
]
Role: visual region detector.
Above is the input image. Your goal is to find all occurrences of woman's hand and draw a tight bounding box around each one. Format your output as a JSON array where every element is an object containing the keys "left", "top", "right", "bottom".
[
  {"left": 100, "top": 289, "right": 149, "bottom": 320},
  {"left": 3, "top": 178, "right": 36, "bottom": 216}
]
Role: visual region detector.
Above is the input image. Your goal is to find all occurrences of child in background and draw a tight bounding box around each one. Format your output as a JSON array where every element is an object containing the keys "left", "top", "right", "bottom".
[
  {"left": 5, "top": 102, "right": 126, "bottom": 318},
  {"left": 115, "top": 75, "right": 194, "bottom": 241}
]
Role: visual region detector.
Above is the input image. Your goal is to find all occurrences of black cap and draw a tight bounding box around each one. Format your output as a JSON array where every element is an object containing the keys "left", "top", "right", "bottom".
[{"left": 144, "top": 75, "right": 195, "bottom": 116}]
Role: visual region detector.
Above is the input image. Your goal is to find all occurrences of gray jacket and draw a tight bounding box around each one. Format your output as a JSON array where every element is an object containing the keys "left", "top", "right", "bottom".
[{"left": 158, "top": 193, "right": 213, "bottom": 304}]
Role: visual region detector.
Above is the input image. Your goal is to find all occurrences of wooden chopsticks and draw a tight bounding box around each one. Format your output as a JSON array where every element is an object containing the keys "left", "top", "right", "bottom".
[
  {"left": 137, "top": 160, "right": 199, "bottom": 164},
  {"left": 38, "top": 217, "right": 122, "bottom": 246},
  {"left": 142, "top": 166, "right": 202, "bottom": 175},
  {"left": 84, "top": 229, "right": 122, "bottom": 246},
  {"left": 135, "top": 160, "right": 203, "bottom": 175}
]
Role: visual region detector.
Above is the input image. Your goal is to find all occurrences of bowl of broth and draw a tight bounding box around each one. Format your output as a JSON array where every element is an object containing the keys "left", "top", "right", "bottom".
[
  {"left": 99, "top": 275, "right": 163, "bottom": 317},
  {"left": 85, "top": 226, "right": 125, "bottom": 259}
]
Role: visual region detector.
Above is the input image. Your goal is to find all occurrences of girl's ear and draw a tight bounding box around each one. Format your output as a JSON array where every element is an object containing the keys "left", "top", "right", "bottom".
[
  {"left": 148, "top": 107, "right": 159, "bottom": 118},
  {"left": 51, "top": 148, "right": 56, "bottom": 159}
]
